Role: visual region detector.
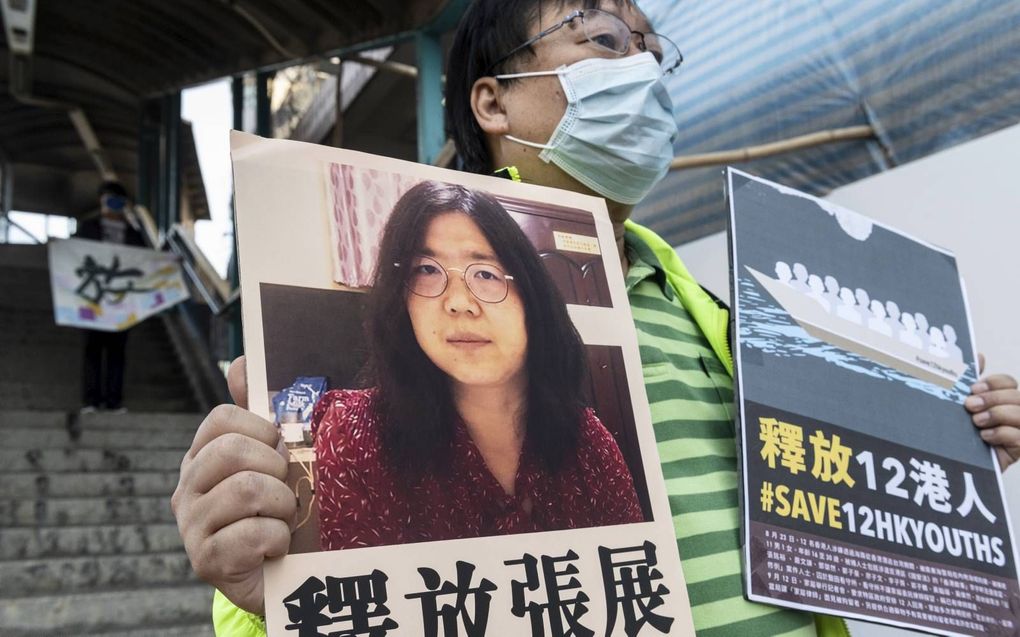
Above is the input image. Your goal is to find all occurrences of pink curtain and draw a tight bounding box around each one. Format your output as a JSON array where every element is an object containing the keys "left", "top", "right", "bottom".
[{"left": 328, "top": 164, "right": 421, "bottom": 287}]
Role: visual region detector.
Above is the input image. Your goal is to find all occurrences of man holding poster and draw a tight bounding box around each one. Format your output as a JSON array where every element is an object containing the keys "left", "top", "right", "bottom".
[{"left": 173, "top": 1, "right": 1020, "bottom": 635}]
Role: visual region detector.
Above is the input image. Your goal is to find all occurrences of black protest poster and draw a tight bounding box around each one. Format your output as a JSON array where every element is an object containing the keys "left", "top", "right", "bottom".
[{"left": 728, "top": 168, "right": 1020, "bottom": 635}]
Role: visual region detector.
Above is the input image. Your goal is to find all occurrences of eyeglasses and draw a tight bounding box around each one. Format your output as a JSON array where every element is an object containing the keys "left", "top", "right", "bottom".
[
  {"left": 487, "top": 9, "right": 683, "bottom": 76},
  {"left": 397, "top": 255, "right": 515, "bottom": 304}
]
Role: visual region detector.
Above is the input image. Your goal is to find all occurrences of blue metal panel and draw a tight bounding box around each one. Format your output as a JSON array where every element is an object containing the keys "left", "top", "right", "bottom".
[
  {"left": 414, "top": 0, "right": 469, "bottom": 165},
  {"left": 137, "top": 102, "right": 160, "bottom": 222},
  {"left": 256, "top": 71, "right": 272, "bottom": 138},
  {"left": 158, "top": 92, "right": 182, "bottom": 240},
  {"left": 416, "top": 30, "right": 445, "bottom": 165}
]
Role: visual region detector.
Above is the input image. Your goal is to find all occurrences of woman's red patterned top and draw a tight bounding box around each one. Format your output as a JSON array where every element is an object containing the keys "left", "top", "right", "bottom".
[{"left": 311, "top": 388, "right": 644, "bottom": 550}]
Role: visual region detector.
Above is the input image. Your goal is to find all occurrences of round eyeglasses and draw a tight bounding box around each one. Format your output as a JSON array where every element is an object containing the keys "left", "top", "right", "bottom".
[
  {"left": 487, "top": 9, "right": 683, "bottom": 76},
  {"left": 398, "top": 256, "right": 515, "bottom": 304}
]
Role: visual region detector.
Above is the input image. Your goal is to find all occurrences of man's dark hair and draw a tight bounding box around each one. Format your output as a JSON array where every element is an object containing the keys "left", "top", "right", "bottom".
[
  {"left": 363, "top": 180, "right": 587, "bottom": 478},
  {"left": 98, "top": 181, "right": 128, "bottom": 198},
  {"left": 445, "top": 0, "right": 629, "bottom": 174}
]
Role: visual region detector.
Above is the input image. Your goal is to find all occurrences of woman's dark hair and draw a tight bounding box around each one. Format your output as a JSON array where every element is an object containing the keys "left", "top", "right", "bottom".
[
  {"left": 445, "top": 0, "right": 631, "bottom": 174},
  {"left": 364, "top": 180, "right": 587, "bottom": 477}
]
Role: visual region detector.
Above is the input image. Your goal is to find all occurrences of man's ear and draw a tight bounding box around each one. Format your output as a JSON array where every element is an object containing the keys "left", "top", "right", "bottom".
[{"left": 470, "top": 77, "right": 509, "bottom": 136}]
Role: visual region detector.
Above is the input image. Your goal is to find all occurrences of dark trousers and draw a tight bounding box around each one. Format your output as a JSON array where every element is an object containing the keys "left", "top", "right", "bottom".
[{"left": 82, "top": 329, "right": 130, "bottom": 409}]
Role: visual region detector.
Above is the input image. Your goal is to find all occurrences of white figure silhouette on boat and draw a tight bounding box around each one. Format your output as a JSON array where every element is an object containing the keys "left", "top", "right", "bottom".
[{"left": 745, "top": 262, "right": 967, "bottom": 388}]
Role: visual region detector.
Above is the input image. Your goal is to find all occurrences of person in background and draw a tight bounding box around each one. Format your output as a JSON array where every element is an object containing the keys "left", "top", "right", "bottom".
[
  {"left": 75, "top": 181, "right": 145, "bottom": 413},
  {"left": 175, "top": 2, "right": 1020, "bottom": 635}
]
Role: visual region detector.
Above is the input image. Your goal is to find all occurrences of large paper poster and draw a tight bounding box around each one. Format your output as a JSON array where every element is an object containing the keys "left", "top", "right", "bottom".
[
  {"left": 728, "top": 168, "right": 1020, "bottom": 635},
  {"left": 48, "top": 238, "right": 189, "bottom": 331},
  {"left": 230, "top": 131, "right": 695, "bottom": 636}
]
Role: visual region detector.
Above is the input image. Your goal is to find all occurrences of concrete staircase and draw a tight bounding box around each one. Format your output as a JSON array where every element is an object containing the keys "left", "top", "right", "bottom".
[{"left": 0, "top": 244, "right": 215, "bottom": 636}]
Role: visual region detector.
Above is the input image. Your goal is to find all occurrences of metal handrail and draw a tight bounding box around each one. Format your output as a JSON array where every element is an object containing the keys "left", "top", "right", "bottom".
[
  {"left": 165, "top": 224, "right": 239, "bottom": 316},
  {"left": 128, "top": 203, "right": 239, "bottom": 316}
]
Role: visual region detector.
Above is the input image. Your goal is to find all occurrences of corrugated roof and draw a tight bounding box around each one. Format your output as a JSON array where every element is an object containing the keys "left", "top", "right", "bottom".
[{"left": 634, "top": 0, "right": 1020, "bottom": 246}]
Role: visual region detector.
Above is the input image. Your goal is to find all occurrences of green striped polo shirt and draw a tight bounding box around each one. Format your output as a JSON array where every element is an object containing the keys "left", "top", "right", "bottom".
[{"left": 625, "top": 232, "right": 816, "bottom": 637}]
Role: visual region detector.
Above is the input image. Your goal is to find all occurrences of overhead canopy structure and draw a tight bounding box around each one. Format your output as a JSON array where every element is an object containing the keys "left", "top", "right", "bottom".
[
  {"left": 0, "top": 0, "right": 454, "bottom": 218},
  {"left": 636, "top": 0, "right": 1020, "bottom": 246},
  {"left": 5, "top": 0, "right": 1017, "bottom": 242}
]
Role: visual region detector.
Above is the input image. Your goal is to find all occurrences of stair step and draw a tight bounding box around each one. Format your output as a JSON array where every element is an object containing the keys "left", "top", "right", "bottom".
[
  {"left": 0, "top": 522, "right": 184, "bottom": 560},
  {"left": 87, "top": 623, "right": 216, "bottom": 637},
  {"left": 0, "top": 584, "right": 214, "bottom": 636},
  {"left": 0, "top": 394, "right": 199, "bottom": 413},
  {"left": 0, "top": 410, "right": 202, "bottom": 430},
  {"left": 0, "top": 359, "right": 184, "bottom": 380},
  {"left": 0, "top": 380, "right": 191, "bottom": 397},
  {"left": 0, "top": 551, "right": 196, "bottom": 596},
  {"left": 0, "top": 495, "right": 175, "bottom": 526},
  {"left": 0, "top": 471, "right": 179, "bottom": 498},
  {"left": 2, "top": 427, "right": 197, "bottom": 450},
  {"left": 0, "top": 449, "right": 189, "bottom": 474}
]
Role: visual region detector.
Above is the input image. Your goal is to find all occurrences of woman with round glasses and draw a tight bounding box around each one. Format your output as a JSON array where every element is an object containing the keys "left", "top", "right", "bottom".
[{"left": 311, "top": 180, "right": 643, "bottom": 550}]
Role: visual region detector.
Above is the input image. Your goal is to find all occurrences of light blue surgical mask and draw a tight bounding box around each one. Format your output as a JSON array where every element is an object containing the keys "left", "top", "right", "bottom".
[{"left": 496, "top": 51, "right": 678, "bottom": 205}]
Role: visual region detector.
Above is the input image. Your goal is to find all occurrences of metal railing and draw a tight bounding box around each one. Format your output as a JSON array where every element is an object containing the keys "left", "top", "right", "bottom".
[
  {"left": 131, "top": 204, "right": 238, "bottom": 316},
  {"left": 131, "top": 204, "right": 235, "bottom": 409},
  {"left": 165, "top": 224, "right": 236, "bottom": 315}
]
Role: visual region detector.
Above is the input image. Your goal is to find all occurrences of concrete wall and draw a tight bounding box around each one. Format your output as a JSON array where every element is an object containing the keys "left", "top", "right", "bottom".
[{"left": 672, "top": 123, "right": 1020, "bottom": 636}]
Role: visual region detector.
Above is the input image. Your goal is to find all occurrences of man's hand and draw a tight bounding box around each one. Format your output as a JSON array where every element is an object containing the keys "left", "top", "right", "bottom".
[
  {"left": 171, "top": 356, "right": 296, "bottom": 615},
  {"left": 966, "top": 355, "right": 1020, "bottom": 471}
]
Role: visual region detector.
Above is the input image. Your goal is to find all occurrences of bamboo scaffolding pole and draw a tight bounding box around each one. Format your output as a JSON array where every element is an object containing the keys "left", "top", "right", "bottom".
[{"left": 670, "top": 125, "right": 875, "bottom": 171}]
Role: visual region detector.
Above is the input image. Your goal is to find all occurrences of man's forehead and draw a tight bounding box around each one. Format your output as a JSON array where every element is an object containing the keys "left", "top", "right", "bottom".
[{"left": 531, "top": 0, "right": 652, "bottom": 33}]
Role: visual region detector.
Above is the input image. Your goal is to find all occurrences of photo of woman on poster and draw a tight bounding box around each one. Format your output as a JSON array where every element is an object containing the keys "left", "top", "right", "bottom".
[{"left": 312, "top": 180, "right": 643, "bottom": 550}]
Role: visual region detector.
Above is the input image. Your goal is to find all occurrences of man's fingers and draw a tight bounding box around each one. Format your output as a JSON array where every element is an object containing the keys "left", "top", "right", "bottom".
[
  {"left": 187, "top": 404, "right": 280, "bottom": 461},
  {"left": 184, "top": 430, "right": 289, "bottom": 494},
  {"left": 971, "top": 403, "right": 1020, "bottom": 429},
  {"left": 191, "top": 516, "right": 292, "bottom": 584},
  {"left": 965, "top": 388, "right": 1020, "bottom": 412},
  {"left": 979, "top": 424, "right": 1020, "bottom": 449},
  {"left": 227, "top": 355, "right": 249, "bottom": 409},
  {"left": 971, "top": 374, "right": 1019, "bottom": 394},
  {"left": 190, "top": 470, "right": 297, "bottom": 538}
]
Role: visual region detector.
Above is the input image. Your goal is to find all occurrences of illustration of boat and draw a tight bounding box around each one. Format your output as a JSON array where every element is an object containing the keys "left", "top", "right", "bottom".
[{"left": 744, "top": 266, "right": 967, "bottom": 389}]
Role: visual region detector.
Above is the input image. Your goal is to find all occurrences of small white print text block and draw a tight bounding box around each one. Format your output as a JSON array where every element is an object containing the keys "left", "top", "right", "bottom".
[{"left": 554, "top": 231, "right": 601, "bottom": 255}]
